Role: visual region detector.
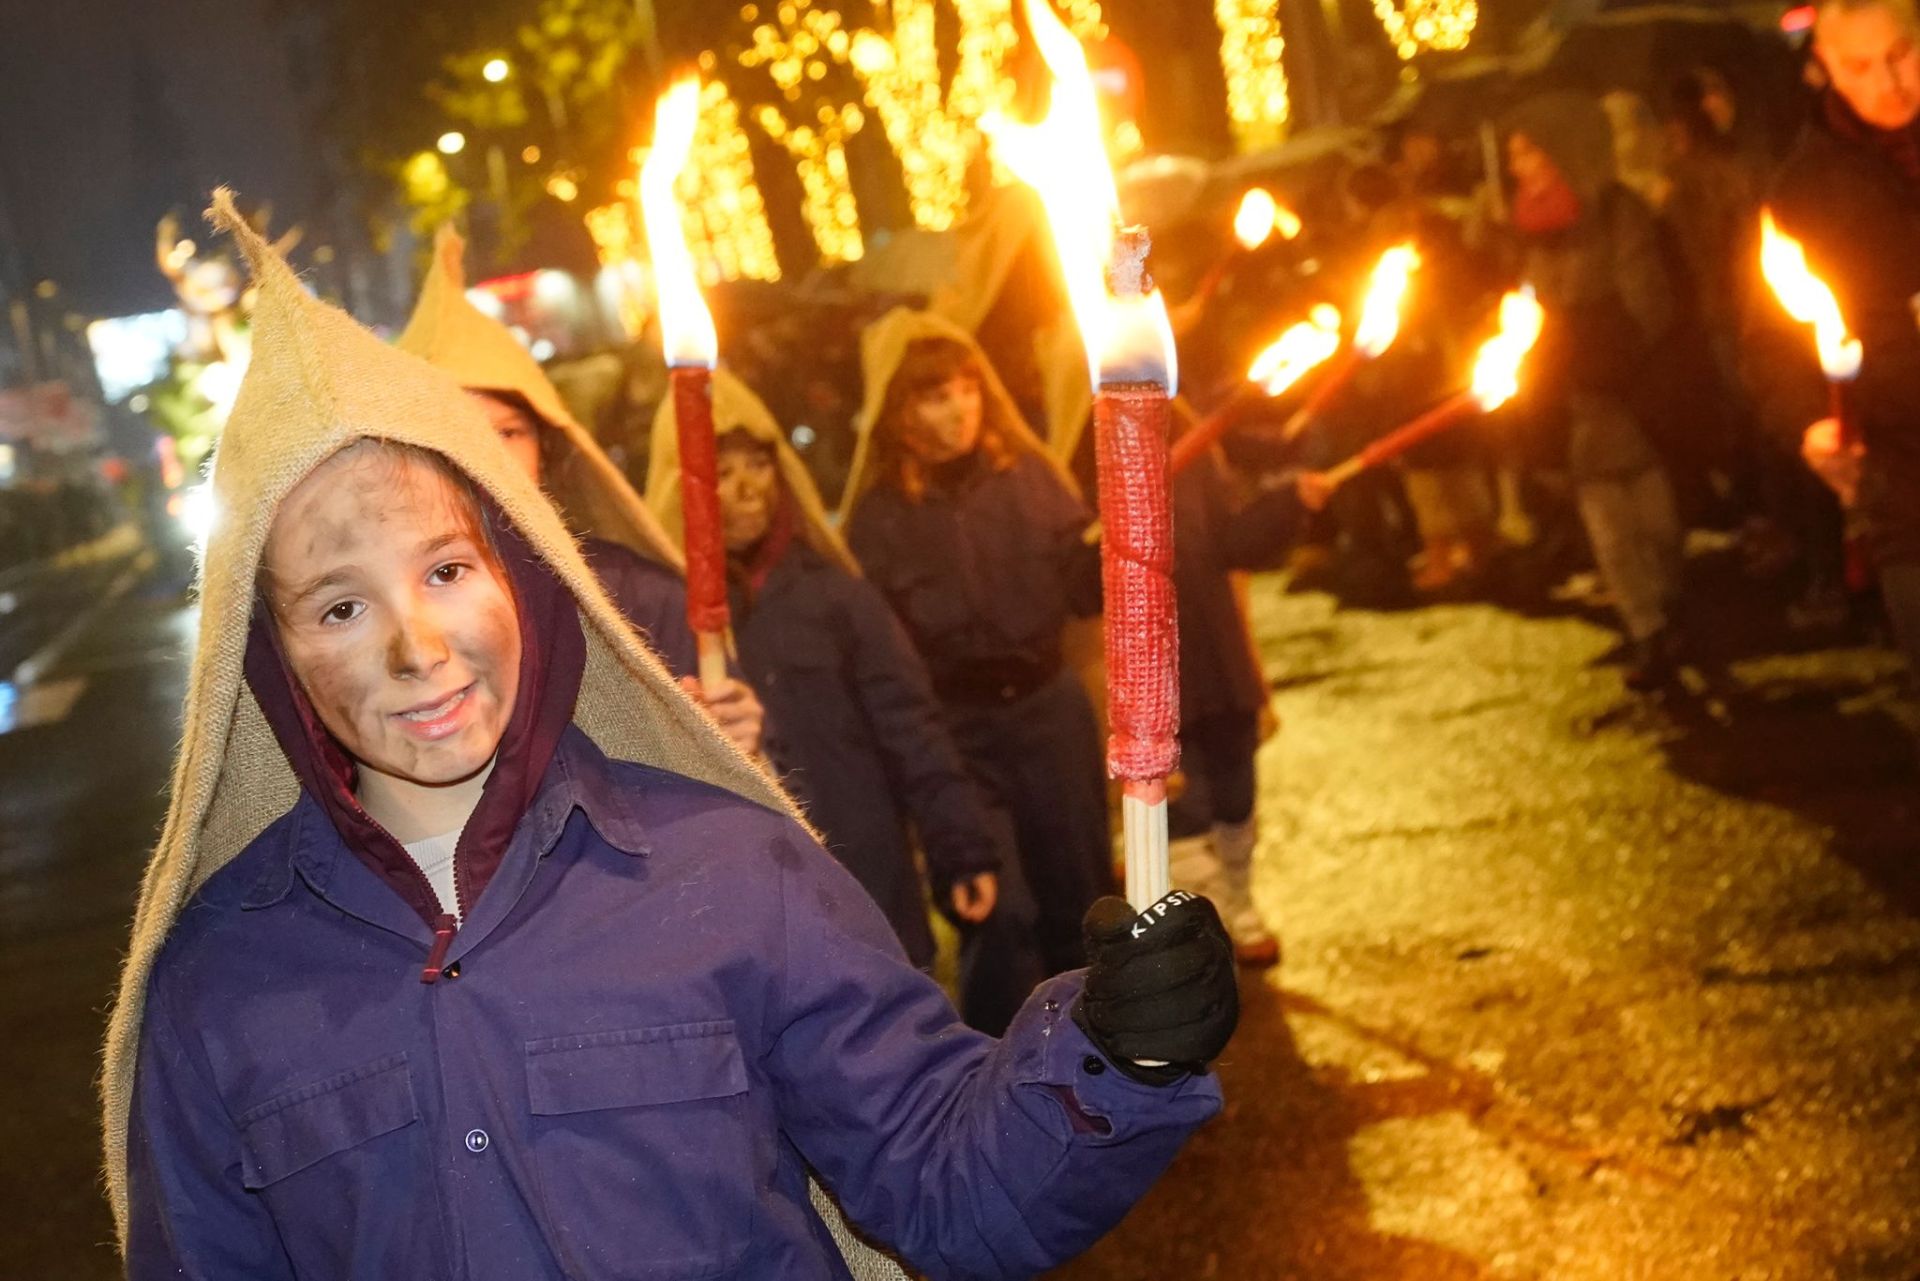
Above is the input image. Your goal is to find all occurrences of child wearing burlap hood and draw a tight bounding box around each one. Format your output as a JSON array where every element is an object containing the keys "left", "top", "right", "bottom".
[
  {"left": 650, "top": 370, "right": 1024, "bottom": 1027},
  {"left": 104, "top": 195, "right": 1236, "bottom": 1281},
  {"left": 396, "top": 225, "right": 763, "bottom": 755},
  {"left": 842, "top": 309, "right": 1114, "bottom": 1030}
]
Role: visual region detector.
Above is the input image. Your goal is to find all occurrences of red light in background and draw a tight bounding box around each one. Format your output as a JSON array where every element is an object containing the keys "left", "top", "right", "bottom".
[{"left": 1781, "top": 5, "right": 1815, "bottom": 33}]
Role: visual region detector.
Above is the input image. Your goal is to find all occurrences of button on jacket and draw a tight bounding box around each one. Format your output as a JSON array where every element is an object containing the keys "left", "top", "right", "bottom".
[{"left": 128, "top": 728, "right": 1219, "bottom": 1280}]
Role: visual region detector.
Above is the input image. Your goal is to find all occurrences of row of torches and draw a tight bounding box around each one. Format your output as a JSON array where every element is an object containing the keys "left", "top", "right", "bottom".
[{"left": 636, "top": 0, "right": 1851, "bottom": 909}]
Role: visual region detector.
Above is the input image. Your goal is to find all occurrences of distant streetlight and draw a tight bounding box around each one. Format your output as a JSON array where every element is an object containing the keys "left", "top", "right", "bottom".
[
  {"left": 482, "top": 57, "right": 511, "bottom": 83},
  {"left": 437, "top": 131, "right": 467, "bottom": 156}
]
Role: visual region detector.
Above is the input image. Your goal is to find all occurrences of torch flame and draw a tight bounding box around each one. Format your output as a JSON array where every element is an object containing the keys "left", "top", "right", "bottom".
[
  {"left": 1233, "top": 188, "right": 1303, "bottom": 250},
  {"left": 1469, "top": 287, "right": 1545, "bottom": 411},
  {"left": 1247, "top": 304, "right": 1342, "bottom": 395},
  {"left": 1353, "top": 242, "right": 1421, "bottom": 359},
  {"left": 1235, "top": 189, "right": 1277, "bottom": 250},
  {"left": 982, "top": 0, "right": 1176, "bottom": 391},
  {"left": 1759, "top": 210, "right": 1861, "bottom": 383},
  {"left": 639, "top": 78, "right": 716, "bottom": 370}
]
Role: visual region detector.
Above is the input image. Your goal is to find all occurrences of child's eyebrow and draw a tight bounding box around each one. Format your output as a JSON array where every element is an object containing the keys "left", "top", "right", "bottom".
[{"left": 283, "top": 566, "right": 359, "bottom": 609}]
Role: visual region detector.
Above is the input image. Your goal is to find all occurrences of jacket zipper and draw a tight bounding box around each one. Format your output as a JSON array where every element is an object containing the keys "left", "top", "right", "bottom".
[{"left": 421, "top": 913, "right": 459, "bottom": 984}]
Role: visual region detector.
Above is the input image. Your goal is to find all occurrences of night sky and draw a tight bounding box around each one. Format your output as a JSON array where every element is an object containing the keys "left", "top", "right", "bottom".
[{"left": 0, "top": 0, "right": 322, "bottom": 317}]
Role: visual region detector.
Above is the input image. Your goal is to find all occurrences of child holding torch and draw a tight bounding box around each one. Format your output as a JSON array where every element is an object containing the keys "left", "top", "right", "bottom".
[
  {"left": 105, "top": 195, "right": 1237, "bottom": 1281},
  {"left": 396, "top": 226, "right": 765, "bottom": 756}
]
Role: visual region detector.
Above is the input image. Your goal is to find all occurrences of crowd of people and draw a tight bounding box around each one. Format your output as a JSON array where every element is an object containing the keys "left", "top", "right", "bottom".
[{"left": 105, "top": 0, "right": 1920, "bottom": 1274}]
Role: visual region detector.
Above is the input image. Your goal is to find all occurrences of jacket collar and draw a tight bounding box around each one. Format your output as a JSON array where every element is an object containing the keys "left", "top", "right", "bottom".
[{"left": 241, "top": 725, "right": 651, "bottom": 918}]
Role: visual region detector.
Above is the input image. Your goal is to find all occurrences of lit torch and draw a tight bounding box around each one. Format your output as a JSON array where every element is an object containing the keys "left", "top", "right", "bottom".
[
  {"left": 985, "top": 0, "right": 1180, "bottom": 910},
  {"left": 1167, "top": 304, "right": 1343, "bottom": 475},
  {"left": 1759, "top": 210, "right": 1862, "bottom": 446},
  {"left": 1320, "top": 287, "right": 1545, "bottom": 490},
  {"left": 640, "top": 78, "right": 729, "bottom": 694},
  {"left": 1280, "top": 242, "right": 1421, "bottom": 442},
  {"left": 1183, "top": 188, "right": 1305, "bottom": 324}
]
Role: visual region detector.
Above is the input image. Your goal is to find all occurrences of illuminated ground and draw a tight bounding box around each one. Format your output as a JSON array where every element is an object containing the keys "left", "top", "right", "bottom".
[{"left": 1057, "top": 569, "right": 1920, "bottom": 1280}]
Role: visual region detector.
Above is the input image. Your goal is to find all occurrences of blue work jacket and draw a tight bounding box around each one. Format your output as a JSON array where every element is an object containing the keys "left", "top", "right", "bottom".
[{"left": 127, "top": 728, "right": 1219, "bottom": 1280}]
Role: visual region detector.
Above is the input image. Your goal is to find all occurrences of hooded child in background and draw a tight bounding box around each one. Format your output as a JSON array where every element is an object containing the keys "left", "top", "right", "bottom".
[
  {"left": 841, "top": 309, "right": 1113, "bottom": 1029},
  {"left": 651, "top": 371, "right": 1027, "bottom": 1021},
  {"left": 397, "top": 225, "right": 764, "bottom": 755},
  {"left": 104, "top": 195, "right": 1240, "bottom": 1281}
]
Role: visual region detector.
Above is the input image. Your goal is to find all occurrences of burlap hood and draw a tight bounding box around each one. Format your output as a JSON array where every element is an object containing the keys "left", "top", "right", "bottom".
[
  {"left": 644, "top": 366, "right": 861, "bottom": 578},
  {"left": 396, "top": 225, "right": 683, "bottom": 570},
  {"left": 100, "top": 191, "right": 795, "bottom": 1246},
  {"left": 840, "top": 307, "right": 1080, "bottom": 523}
]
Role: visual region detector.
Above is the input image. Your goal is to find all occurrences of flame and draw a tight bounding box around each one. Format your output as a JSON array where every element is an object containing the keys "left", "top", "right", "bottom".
[
  {"left": 1247, "top": 304, "right": 1342, "bottom": 394},
  {"left": 1233, "top": 188, "right": 1304, "bottom": 250},
  {"left": 1759, "top": 210, "right": 1861, "bottom": 382},
  {"left": 982, "top": 0, "right": 1176, "bottom": 391},
  {"left": 1469, "top": 287, "right": 1545, "bottom": 410},
  {"left": 639, "top": 79, "right": 716, "bottom": 369},
  {"left": 1235, "top": 189, "right": 1278, "bottom": 250},
  {"left": 1353, "top": 242, "right": 1421, "bottom": 358}
]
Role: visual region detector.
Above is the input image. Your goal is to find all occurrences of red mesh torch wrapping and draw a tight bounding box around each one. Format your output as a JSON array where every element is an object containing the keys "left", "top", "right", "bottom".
[
  {"left": 671, "top": 366, "right": 731, "bottom": 689},
  {"left": 1096, "top": 383, "right": 1180, "bottom": 784}
]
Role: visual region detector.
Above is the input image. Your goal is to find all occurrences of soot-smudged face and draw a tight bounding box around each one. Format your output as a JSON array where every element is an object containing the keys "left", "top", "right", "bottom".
[
  {"left": 716, "top": 436, "right": 780, "bottom": 552},
  {"left": 264, "top": 444, "right": 522, "bottom": 791}
]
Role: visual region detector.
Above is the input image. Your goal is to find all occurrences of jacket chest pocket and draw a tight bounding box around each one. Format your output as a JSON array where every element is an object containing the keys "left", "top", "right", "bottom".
[
  {"left": 525, "top": 1021, "right": 756, "bottom": 1280},
  {"left": 238, "top": 1054, "right": 448, "bottom": 1277}
]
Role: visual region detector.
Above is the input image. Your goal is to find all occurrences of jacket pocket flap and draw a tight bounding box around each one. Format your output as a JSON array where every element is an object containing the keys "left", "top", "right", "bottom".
[
  {"left": 526, "top": 1021, "right": 747, "bottom": 1116},
  {"left": 238, "top": 1056, "right": 417, "bottom": 1188}
]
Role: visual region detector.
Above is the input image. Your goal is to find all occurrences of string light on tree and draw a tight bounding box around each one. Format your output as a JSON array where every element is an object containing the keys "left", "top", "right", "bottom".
[
  {"left": 1214, "top": 0, "right": 1290, "bottom": 151},
  {"left": 737, "top": 0, "right": 867, "bottom": 261},
  {"left": 1371, "top": 0, "right": 1477, "bottom": 60}
]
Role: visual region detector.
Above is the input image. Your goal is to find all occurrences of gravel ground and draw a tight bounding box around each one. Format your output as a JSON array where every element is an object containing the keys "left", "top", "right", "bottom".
[{"left": 1055, "top": 563, "right": 1920, "bottom": 1280}]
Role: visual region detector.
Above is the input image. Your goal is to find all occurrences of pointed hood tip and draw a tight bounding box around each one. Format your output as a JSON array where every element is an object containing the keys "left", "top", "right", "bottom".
[
  {"left": 205, "top": 187, "right": 302, "bottom": 291},
  {"left": 431, "top": 223, "right": 469, "bottom": 292}
]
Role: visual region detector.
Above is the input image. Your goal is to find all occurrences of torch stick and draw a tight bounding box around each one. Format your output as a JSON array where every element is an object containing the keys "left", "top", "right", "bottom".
[
  {"left": 642, "top": 79, "right": 730, "bottom": 697},
  {"left": 1278, "top": 346, "right": 1362, "bottom": 442},
  {"left": 1319, "top": 287, "right": 1545, "bottom": 495},
  {"left": 1319, "top": 390, "right": 1480, "bottom": 489},
  {"left": 670, "top": 365, "right": 730, "bottom": 692}
]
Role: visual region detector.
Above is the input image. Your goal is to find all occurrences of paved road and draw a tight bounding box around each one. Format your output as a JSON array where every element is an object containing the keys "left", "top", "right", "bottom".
[
  {"left": 1, "top": 559, "right": 192, "bottom": 1278},
  {"left": 5, "top": 550, "right": 1918, "bottom": 1278},
  {"left": 1057, "top": 560, "right": 1920, "bottom": 1279}
]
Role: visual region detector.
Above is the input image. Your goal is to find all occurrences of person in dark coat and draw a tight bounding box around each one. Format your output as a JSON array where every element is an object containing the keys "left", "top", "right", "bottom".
[
  {"left": 1771, "top": 0, "right": 1920, "bottom": 674},
  {"left": 843, "top": 309, "right": 1113, "bottom": 1009},
  {"left": 112, "top": 209, "right": 1240, "bottom": 1281},
  {"left": 1168, "top": 428, "right": 1313, "bottom": 968},
  {"left": 650, "top": 369, "right": 1039, "bottom": 1032},
  {"left": 1505, "top": 93, "right": 1687, "bottom": 690}
]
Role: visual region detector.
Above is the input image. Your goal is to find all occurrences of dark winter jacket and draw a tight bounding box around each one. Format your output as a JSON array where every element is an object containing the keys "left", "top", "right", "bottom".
[
  {"left": 1768, "top": 91, "right": 1920, "bottom": 565},
  {"left": 1174, "top": 451, "right": 1305, "bottom": 727},
  {"left": 732, "top": 540, "right": 1003, "bottom": 969},
  {"left": 847, "top": 450, "right": 1102, "bottom": 704},
  {"left": 127, "top": 727, "right": 1219, "bottom": 1280},
  {"left": 579, "top": 536, "right": 700, "bottom": 679},
  {"left": 1506, "top": 93, "right": 1680, "bottom": 481}
]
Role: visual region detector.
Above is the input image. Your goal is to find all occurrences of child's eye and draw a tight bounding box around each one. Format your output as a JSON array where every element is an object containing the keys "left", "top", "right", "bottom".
[
  {"left": 321, "top": 600, "right": 364, "bottom": 626},
  {"left": 429, "top": 562, "right": 470, "bottom": 586}
]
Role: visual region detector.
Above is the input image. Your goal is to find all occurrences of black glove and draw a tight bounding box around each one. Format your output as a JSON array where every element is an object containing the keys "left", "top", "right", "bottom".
[{"left": 1072, "top": 891, "right": 1239, "bottom": 1085}]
